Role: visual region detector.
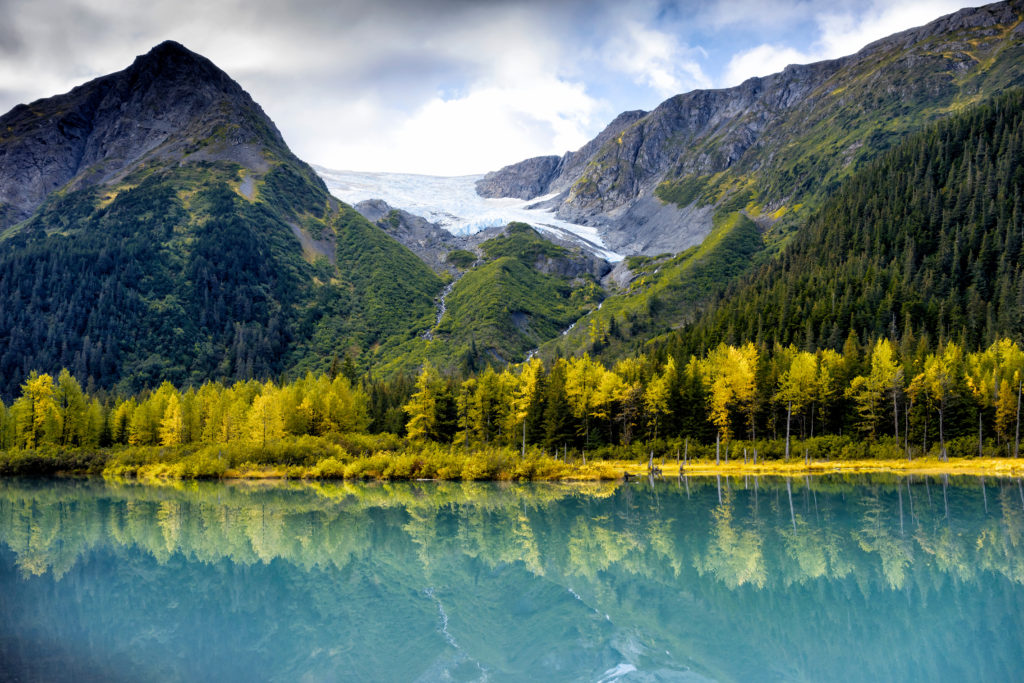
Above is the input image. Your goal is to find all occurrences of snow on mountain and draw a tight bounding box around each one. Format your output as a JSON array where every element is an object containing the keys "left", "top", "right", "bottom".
[{"left": 316, "top": 167, "right": 622, "bottom": 261}]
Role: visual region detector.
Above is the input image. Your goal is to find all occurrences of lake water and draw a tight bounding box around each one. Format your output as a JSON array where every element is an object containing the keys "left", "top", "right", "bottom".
[{"left": 1, "top": 475, "right": 1022, "bottom": 682}]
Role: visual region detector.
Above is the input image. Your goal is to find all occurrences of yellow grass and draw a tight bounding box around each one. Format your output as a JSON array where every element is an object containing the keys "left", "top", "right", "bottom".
[
  {"left": 611, "top": 457, "right": 1024, "bottom": 479},
  {"left": 209, "top": 457, "right": 1024, "bottom": 482}
]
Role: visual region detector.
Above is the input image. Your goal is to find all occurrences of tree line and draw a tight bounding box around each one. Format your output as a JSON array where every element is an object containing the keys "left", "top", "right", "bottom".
[
  {"left": 0, "top": 369, "right": 367, "bottom": 453},
  {"left": 401, "top": 333, "right": 1024, "bottom": 459},
  {"left": 3, "top": 333, "right": 1023, "bottom": 461}
]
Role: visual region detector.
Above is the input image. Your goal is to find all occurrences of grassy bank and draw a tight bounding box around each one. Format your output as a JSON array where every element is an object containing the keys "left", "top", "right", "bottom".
[
  {"left": 2, "top": 435, "right": 1022, "bottom": 481},
  {"left": 644, "top": 457, "right": 1024, "bottom": 479}
]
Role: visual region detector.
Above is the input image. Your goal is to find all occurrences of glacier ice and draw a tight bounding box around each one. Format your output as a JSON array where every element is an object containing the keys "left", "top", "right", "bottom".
[{"left": 316, "top": 167, "right": 622, "bottom": 261}]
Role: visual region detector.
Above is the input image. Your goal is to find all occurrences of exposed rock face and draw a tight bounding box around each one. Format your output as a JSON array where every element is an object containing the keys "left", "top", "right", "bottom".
[
  {"left": 476, "top": 110, "right": 647, "bottom": 201},
  {"left": 354, "top": 199, "right": 467, "bottom": 273},
  {"left": 477, "top": 0, "right": 1024, "bottom": 255},
  {"left": 0, "top": 40, "right": 299, "bottom": 228},
  {"left": 474, "top": 155, "right": 561, "bottom": 199},
  {"left": 528, "top": 249, "right": 611, "bottom": 281}
]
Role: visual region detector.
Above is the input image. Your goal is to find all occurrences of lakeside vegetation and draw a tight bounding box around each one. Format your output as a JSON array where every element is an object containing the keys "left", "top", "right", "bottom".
[{"left": 2, "top": 332, "right": 1022, "bottom": 480}]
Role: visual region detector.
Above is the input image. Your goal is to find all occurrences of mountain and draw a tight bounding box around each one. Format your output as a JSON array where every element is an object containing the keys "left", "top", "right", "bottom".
[
  {"left": 0, "top": 41, "right": 291, "bottom": 229},
  {"left": 665, "top": 87, "right": 1024, "bottom": 356},
  {"left": 478, "top": 0, "right": 1024, "bottom": 256},
  {"left": 0, "top": 41, "right": 442, "bottom": 397}
]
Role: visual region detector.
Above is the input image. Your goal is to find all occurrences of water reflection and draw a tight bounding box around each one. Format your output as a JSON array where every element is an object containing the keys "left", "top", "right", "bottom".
[{"left": 1, "top": 476, "right": 1023, "bottom": 681}]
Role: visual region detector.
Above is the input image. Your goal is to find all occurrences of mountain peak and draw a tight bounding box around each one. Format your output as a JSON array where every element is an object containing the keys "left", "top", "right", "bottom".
[
  {"left": 122, "top": 40, "right": 239, "bottom": 97},
  {"left": 144, "top": 39, "right": 194, "bottom": 58},
  {"left": 0, "top": 41, "right": 289, "bottom": 227}
]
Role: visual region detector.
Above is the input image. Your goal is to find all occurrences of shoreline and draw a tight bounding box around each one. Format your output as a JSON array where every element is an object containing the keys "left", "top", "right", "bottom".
[
  {"left": 643, "top": 457, "right": 1024, "bottom": 479},
  {"left": 184, "top": 457, "right": 1024, "bottom": 482}
]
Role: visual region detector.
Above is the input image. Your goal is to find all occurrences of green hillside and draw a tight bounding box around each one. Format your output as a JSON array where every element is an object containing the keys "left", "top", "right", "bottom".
[
  {"left": 668, "top": 87, "right": 1024, "bottom": 355},
  {"left": 655, "top": 11, "right": 1024, "bottom": 240},
  {"left": 537, "top": 210, "right": 762, "bottom": 362},
  {"left": 380, "top": 223, "right": 603, "bottom": 374},
  {"left": 0, "top": 156, "right": 441, "bottom": 399},
  {"left": 0, "top": 42, "right": 444, "bottom": 399}
]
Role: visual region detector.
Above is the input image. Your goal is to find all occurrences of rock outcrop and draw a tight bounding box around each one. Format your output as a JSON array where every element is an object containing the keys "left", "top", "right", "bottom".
[{"left": 355, "top": 199, "right": 467, "bottom": 273}]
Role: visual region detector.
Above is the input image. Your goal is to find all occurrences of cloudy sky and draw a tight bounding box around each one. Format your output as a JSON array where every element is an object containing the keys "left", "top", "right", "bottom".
[{"left": 0, "top": 0, "right": 979, "bottom": 175}]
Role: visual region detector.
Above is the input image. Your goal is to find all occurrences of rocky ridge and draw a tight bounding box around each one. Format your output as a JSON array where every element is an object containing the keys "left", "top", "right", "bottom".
[
  {"left": 477, "top": 0, "right": 1024, "bottom": 255},
  {"left": 0, "top": 40, "right": 313, "bottom": 228}
]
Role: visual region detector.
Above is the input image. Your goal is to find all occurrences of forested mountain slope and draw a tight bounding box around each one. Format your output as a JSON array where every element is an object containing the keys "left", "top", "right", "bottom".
[
  {"left": 378, "top": 223, "right": 607, "bottom": 375},
  {"left": 666, "top": 87, "right": 1024, "bottom": 355},
  {"left": 0, "top": 42, "right": 442, "bottom": 398}
]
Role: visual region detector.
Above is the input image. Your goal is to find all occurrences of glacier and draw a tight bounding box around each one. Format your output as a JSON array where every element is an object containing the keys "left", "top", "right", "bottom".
[{"left": 316, "top": 167, "right": 622, "bottom": 261}]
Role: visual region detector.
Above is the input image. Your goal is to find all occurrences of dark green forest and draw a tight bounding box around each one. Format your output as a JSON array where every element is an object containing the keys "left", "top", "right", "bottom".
[
  {"left": 0, "top": 162, "right": 442, "bottom": 399},
  {"left": 669, "top": 89, "right": 1024, "bottom": 356}
]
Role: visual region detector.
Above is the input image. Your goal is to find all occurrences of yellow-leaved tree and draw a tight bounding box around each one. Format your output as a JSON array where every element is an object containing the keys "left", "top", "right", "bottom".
[
  {"left": 248, "top": 389, "right": 284, "bottom": 446},
  {"left": 564, "top": 354, "right": 605, "bottom": 448},
  {"left": 701, "top": 343, "right": 758, "bottom": 462},
  {"left": 775, "top": 349, "right": 818, "bottom": 460},
  {"left": 13, "top": 372, "right": 56, "bottom": 449},
  {"left": 846, "top": 339, "right": 903, "bottom": 439},
  {"left": 405, "top": 362, "right": 443, "bottom": 441},
  {"left": 644, "top": 357, "right": 675, "bottom": 442},
  {"left": 159, "top": 392, "right": 185, "bottom": 446},
  {"left": 909, "top": 342, "right": 962, "bottom": 460},
  {"left": 511, "top": 358, "right": 544, "bottom": 455}
]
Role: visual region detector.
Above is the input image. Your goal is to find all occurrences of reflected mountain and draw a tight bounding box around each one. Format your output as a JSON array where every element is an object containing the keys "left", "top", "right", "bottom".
[{"left": 1, "top": 476, "right": 1022, "bottom": 681}]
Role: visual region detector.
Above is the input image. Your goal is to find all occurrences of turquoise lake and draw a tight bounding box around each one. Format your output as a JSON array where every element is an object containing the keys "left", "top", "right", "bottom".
[{"left": 1, "top": 475, "right": 1023, "bottom": 681}]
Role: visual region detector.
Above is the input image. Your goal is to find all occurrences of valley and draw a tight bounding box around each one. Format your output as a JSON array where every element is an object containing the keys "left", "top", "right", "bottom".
[
  {"left": 0, "top": 1, "right": 1023, "bottom": 473},
  {"left": 4, "top": 3, "right": 1024, "bottom": 682}
]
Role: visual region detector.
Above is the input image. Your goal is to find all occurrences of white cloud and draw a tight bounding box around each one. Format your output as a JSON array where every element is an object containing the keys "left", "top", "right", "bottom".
[
  {"left": 0, "top": 0, "right": 983, "bottom": 175},
  {"left": 317, "top": 74, "right": 601, "bottom": 176},
  {"left": 721, "top": 0, "right": 968, "bottom": 86},
  {"left": 293, "top": 6, "right": 605, "bottom": 174},
  {"left": 605, "top": 21, "right": 711, "bottom": 97},
  {"left": 813, "top": 1, "right": 967, "bottom": 57},
  {"left": 723, "top": 44, "right": 815, "bottom": 86}
]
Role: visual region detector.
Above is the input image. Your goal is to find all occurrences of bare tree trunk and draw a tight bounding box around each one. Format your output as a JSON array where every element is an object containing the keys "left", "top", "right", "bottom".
[
  {"left": 716, "top": 432, "right": 720, "bottom": 466},
  {"left": 893, "top": 388, "right": 899, "bottom": 440},
  {"left": 785, "top": 401, "right": 792, "bottom": 462},
  {"left": 939, "top": 397, "right": 947, "bottom": 461},
  {"left": 905, "top": 400, "right": 910, "bottom": 460},
  {"left": 924, "top": 407, "right": 928, "bottom": 454},
  {"left": 979, "top": 411, "right": 983, "bottom": 459},
  {"left": 1016, "top": 380, "right": 1022, "bottom": 459}
]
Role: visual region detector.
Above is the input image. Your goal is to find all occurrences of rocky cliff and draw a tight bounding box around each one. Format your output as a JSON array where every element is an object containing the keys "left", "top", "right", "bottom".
[
  {"left": 0, "top": 40, "right": 309, "bottom": 228},
  {"left": 478, "top": 0, "right": 1024, "bottom": 255}
]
